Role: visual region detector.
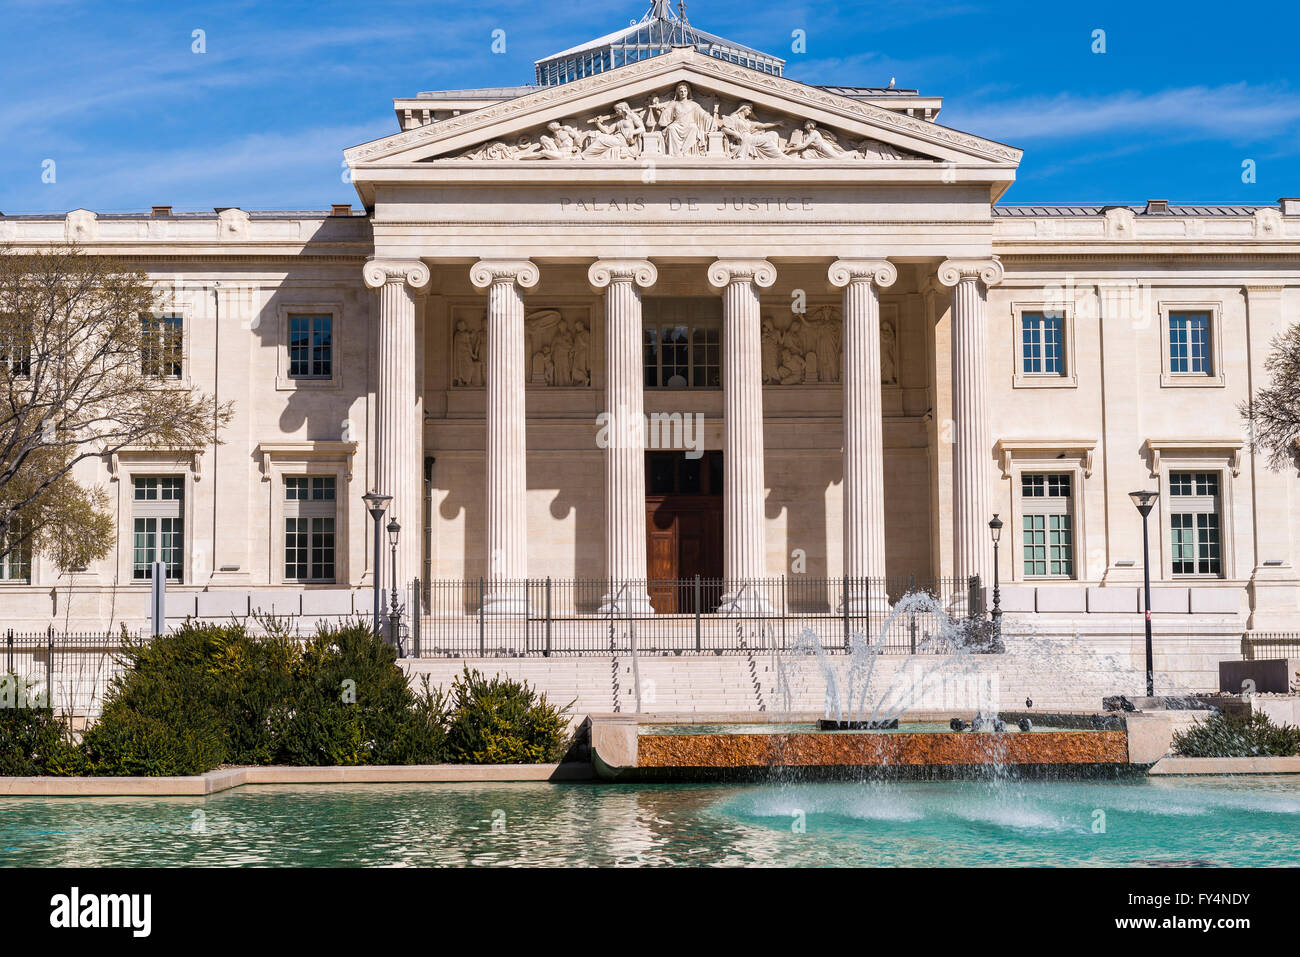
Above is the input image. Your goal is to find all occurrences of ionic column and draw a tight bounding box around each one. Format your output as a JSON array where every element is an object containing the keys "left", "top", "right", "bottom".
[
  {"left": 709, "top": 259, "right": 776, "bottom": 613},
  {"left": 470, "top": 260, "right": 539, "bottom": 613},
  {"left": 937, "top": 258, "right": 1004, "bottom": 584},
  {"left": 830, "top": 259, "right": 897, "bottom": 612},
  {"left": 363, "top": 259, "right": 430, "bottom": 590},
  {"left": 590, "top": 259, "right": 658, "bottom": 614}
]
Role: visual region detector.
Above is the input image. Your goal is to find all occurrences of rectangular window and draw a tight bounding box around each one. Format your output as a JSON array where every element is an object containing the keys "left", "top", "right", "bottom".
[
  {"left": 1, "top": 319, "right": 31, "bottom": 377},
  {"left": 283, "top": 476, "right": 336, "bottom": 582},
  {"left": 0, "top": 517, "right": 31, "bottom": 582},
  {"left": 1021, "top": 312, "right": 1064, "bottom": 375},
  {"left": 1168, "top": 312, "right": 1212, "bottom": 375},
  {"left": 1169, "top": 470, "right": 1222, "bottom": 575},
  {"left": 141, "top": 314, "right": 183, "bottom": 379},
  {"left": 288, "top": 314, "right": 332, "bottom": 379},
  {"left": 1021, "top": 472, "right": 1074, "bottom": 578}
]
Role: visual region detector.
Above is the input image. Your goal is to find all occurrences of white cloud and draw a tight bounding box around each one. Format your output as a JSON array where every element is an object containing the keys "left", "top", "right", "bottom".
[{"left": 946, "top": 83, "right": 1300, "bottom": 144}]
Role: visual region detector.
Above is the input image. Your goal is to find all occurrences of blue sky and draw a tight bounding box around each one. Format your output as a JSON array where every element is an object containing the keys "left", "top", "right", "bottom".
[{"left": 1, "top": 0, "right": 1297, "bottom": 213}]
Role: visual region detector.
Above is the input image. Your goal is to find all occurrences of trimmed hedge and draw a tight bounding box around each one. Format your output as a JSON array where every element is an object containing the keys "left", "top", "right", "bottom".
[
  {"left": 0, "top": 676, "right": 84, "bottom": 776},
  {"left": 1, "top": 622, "right": 572, "bottom": 776}
]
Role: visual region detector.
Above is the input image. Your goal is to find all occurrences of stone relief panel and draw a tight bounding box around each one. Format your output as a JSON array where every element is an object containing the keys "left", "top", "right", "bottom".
[
  {"left": 759, "top": 306, "right": 899, "bottom": 386},
  {"left": 445, "top": 82, "right": 929, "bottom": 163},
  {"left": 449, "top": 305, "right": 593, "bottom": 388}
]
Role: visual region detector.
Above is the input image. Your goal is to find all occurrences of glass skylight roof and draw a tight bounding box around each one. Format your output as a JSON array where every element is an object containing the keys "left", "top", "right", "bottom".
[{"left": 534, "top": 1, "right": 784, "bottom": 86}]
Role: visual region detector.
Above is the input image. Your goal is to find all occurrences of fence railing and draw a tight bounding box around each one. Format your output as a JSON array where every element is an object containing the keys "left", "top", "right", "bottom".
[
  {"left": 1242, "top": 632, "right": 1300, "bottom": 661},
  {"left": 3, "top": 628, "right": 141, "bottom": 718},
  {"left": 414, "top": 575, "right": 984, "bottom": 657}
]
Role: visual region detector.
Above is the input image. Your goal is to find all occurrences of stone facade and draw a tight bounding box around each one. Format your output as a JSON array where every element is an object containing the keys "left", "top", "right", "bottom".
[{"left": 1, "top": 43, "right": 1297, "bottom": 648}]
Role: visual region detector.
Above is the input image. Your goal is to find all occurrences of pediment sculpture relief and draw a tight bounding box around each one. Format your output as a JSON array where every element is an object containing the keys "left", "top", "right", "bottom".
[
  {"left": 448, "top": 82, "right": 927, "bottom": 163},
  {"left": 760, "top": 308, "right": 899, "bottom": 386}
]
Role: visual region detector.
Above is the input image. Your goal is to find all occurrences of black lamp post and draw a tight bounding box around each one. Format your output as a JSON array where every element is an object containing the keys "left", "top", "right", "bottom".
[
  {"left": 386, "top": 518, "right": 402, "bottom": 649},
  {"left": 988, "top": 513, "right": 1003, "bottom": 628},
  {"left": 1129, "top": 489, "right": 1160, "bottom": 697},
  {"left": 362, "top": 491, "right": 391, "bottom": 637}
]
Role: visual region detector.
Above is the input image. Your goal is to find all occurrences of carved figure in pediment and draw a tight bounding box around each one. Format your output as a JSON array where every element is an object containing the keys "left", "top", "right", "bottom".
[
  {"left": 720, "top": 103, "right": 784, "bottom": 160},
  {"left": 452, "top": 316, "right": 484, "bottom": 387},
  {"left": 649, "top": 83, "right": 713, "bottom": 157},
  {"left": 570, "top": 320, "right": 591, "bottom": 387},
  {"left": 857, "top": 139, "right": 909, "bottom": 161},
  {"left": 521, "top": 120, "right": 587, "bottom": 160},
  {"left": 465, "top": 135, "right": 538, "bottom": 161},
  {"left": 582, "top": 102, "right": 645, "bottom": 159},
  {"left": 785, "top": 120, "right": 851, "bottom": 159},
  {"left": 881, "top": 319, "right": 898, "bottom": 385}
]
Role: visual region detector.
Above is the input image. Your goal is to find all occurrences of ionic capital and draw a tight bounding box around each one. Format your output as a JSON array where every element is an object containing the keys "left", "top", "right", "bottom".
[
  {"left": 708, "top": 259, "right": 777, "bottom": 290},
  {"left": 469, "top": 259, "right": 540, "bottom": 290},
  {"left": 937, "top": 258, "right": 1004, "bottom": 288},
  {"left": 588, "top": 259, "right": 658, "bottom": 291},
  {"left": 362, "top": 259, "right": 431, "bottom": 292},
  {"left": 829, "top": 259, "right": 897, "bottom": 289}
]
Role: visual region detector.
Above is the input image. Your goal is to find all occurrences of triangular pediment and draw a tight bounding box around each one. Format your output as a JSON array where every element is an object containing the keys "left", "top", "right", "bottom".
[{"left": 345, "top": 48, "right": 1021, "bottom": 169}]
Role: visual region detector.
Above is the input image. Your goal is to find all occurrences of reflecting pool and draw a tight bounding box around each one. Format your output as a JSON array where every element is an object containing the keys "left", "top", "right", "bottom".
[{"left": 3, "top": 776, "right": 1298, "bottom": 867}]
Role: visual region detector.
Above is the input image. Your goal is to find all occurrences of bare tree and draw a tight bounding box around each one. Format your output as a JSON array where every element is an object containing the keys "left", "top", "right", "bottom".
[
  {"left": 1241, "top": 321, "right": 1300, "bottom": 472},
  {"left": 0, "top": 245, "right": 232, "bottom": 573}
]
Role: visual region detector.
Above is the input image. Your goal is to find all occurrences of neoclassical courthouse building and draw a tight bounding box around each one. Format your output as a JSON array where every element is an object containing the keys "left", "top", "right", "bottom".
[{"left": 3, "top": 4, "right": 1299, "bottom": 644}]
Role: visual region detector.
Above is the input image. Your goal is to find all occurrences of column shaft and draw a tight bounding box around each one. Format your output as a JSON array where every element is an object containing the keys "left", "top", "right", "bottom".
[
  {"left": 710, "top": 260, "right": 776, "bottom": 612},
  {"left": 471, "top": 261, "right": 538, "bottom": 613},
  {"left": 364, "top": 260, "right": 430, "bottom": 594},
  {"left": 939, "top": 259, "right": 1004, "bottom": 585},
  {"left": 591, "top": 260, "right": 657, "bottom": 613},
  {"left": 831, "top": 260, "right": 896, "bottom": 611}
]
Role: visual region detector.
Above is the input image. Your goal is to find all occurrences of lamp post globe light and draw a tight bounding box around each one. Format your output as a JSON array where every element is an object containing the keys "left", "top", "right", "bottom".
[
  {"left": 387, "top": 518, "right": 402, "bottom": 651},
  {"left": 1129, "top": 490, "right": 1160, "bottom": 697},
  {"left": 362, "top": 491, "right": 392, "bottom": 638}
]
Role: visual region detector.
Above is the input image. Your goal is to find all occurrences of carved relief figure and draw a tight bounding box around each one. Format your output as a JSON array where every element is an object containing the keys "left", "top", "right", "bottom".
[
  {"left": 785, "top": 120, "right": 850, "bottom": 159},
  {"left": 523, "top": 309, "right": 591, "bottom": 387},
  {"left": 649, "top": 83, "right": 713, "bottom": 156},
  {"left": 582, "top": 102, "right": 645, "bottom": 160},
  {"left": 805, "top": 306, "right": 842, "bottom": 382},
  {"left": 760, "top": 320, "right": 780, "bottom": 384},
  {"left": 527, "top": 121, "right": 587, "bottom": 160},
  {"left": 720, "top": 103, "right": 784, "bottom": 160},
  {"left": 881, "top": 319, "right": 898, "bottom": 385},
  {"left": 570, "top": 320, "right": 591, "bottom": 386},
  {"left": 452, "top": 315, "right": 484, "bottom": 386}
]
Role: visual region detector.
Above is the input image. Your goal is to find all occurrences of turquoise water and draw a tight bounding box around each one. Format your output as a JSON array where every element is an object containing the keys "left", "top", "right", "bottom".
[{"left": 2, "top": 777, "right": 1298, "bottom": 867}]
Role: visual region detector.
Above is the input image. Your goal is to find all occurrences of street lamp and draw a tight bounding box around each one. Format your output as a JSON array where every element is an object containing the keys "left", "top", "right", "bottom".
[
  {"left": 1129, "top": 489, "right": 1160, "bottom": 697},
  {"left": 386, "top": 518, "right": 402, "bottom": 650},
  {"left": 362, "top": 491, "right": 391, "bottom": 637},
  {"left": 988, "top": 513, "right": 1003, "bottom": 631}
]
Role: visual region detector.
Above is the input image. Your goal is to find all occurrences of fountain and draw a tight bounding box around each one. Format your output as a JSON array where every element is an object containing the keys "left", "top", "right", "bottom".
[{"left": 589, "top": 589, "right": 1159, "bottom": 780}]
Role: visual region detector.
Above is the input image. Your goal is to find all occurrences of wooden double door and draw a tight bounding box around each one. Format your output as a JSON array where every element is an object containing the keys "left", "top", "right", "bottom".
[{"left": 645, "top": 451, "right": 723, "bottom": 613}]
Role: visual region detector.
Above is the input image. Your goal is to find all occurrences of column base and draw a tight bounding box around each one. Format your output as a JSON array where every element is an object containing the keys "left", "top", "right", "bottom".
[
  {"left": 481, "top": 590, "right": 529, "bottom": 616},
  {"left": 837, "top": 592, "right": 891, "bottom": 616},
  {"left": 718, "top": 590, "right": 774, "bottom": 616},
  {"left": 598, "top": 591, "right": 654, "bottom": 616}
]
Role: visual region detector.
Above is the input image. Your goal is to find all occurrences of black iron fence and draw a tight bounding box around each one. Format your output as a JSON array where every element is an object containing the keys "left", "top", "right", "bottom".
[
  {"left": 3, "top": 628, "right": 140, "bottom": 717},
  {"left": 1242, "top": 632, "right": 1300, "bottom": 661},
  {"left": 414, "top": 575, "right": 984, "bottom": 657}
]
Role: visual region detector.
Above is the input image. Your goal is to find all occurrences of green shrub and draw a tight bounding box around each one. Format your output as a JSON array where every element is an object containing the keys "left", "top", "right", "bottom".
[
  {"left": 84, "top": 620, "right": 450, "bottom": 773},
  {"left": 445, "top": 668, "right": 571, "bottom": 764},
  {"left": 79, "top": 711, "right": 224, "bottom": 776},
  {"left": 1172, "top": 710, "right": 1300, "bottom": 758},
  {"left": 0, "top": 675, "right": 83, "bottom": 776}
]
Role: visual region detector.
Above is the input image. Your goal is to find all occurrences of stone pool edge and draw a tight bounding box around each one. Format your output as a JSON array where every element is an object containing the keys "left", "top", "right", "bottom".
[
  {"left": 1148, "top": 756, "right": 1300, "bottom": 775},
  {"left": 0, "top": 762, "right": 595, "bottom": 796}
]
